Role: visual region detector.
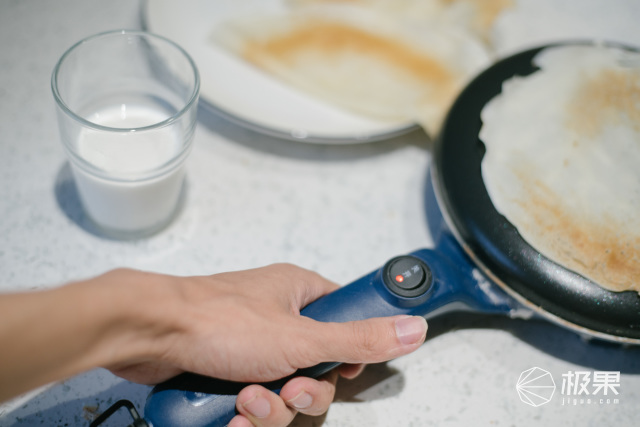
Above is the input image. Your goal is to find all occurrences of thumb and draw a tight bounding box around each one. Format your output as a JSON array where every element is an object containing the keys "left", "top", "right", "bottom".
[{"left": 307, "top": 315, "right": 427, "bottom": 365}]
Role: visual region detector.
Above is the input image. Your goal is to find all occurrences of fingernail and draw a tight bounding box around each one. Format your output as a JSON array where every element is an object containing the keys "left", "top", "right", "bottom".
[
  {"left": 243, "top": 395, "right": 271, "bottom": 419},
  {"left": 395, "top": 316, "right": 428, "bottom": 346},
  {"left": 287, "top": 391, "right": 313, "bottom": 410}
]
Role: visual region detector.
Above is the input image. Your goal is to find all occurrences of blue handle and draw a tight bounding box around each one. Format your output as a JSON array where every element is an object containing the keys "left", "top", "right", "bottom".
[{"left": 143, "top": 249, "right": 517, "bottom": 427}]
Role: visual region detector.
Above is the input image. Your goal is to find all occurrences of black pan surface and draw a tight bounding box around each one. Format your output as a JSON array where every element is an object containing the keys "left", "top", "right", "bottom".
[{"left": 433, "top": 43, "right": 640, "bottom": 341}]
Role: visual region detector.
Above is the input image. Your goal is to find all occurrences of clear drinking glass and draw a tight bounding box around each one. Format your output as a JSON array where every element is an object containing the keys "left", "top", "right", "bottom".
[{"left": 52, "top": 30, "right": 200, "bottom": 239}]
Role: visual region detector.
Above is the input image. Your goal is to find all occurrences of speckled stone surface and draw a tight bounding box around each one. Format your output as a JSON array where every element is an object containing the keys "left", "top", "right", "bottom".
[{"left": 1, "top": 1, "right": 639, "bottom": 426}]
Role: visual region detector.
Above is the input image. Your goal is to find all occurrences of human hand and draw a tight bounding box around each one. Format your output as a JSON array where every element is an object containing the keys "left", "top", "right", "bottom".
[
  {"left": 0, "top": 263, "right": 427, "bottom": 424},
  {"left": 100, "top": 264, "right": 428, "bottom": 426}
]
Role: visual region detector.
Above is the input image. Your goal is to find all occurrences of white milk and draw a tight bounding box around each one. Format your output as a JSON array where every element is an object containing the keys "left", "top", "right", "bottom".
[{"left": 70, "top": 103, "right": 188, "bottom": 236}]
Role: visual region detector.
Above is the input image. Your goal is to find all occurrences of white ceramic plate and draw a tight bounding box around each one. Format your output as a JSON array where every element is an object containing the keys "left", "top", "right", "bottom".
[{"left": 144, "top": 0, "right": 418, "bottom": 143}]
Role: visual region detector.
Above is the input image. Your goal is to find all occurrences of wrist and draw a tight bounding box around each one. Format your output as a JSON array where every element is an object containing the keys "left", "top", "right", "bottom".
[{"left": 80, "top": 269, "right": 186, "bottom": 373}]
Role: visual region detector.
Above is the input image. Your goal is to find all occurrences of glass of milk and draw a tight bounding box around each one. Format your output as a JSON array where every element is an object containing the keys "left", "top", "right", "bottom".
[{"left": 51, "top": 30, "right": 199, "bottom": 239}]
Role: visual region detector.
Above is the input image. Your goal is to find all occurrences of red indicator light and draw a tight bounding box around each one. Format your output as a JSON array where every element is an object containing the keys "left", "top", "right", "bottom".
[{"left": 395, "top": 275, "right": 404, "bottom": 283}]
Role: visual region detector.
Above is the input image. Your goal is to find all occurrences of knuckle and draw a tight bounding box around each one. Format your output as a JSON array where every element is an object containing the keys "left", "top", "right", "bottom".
[{"left": 270, "top": 262, "right": 303, "bottom": 274}]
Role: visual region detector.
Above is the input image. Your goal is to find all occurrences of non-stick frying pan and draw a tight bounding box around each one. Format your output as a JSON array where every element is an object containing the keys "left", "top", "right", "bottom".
[
  {"left": 433, "top": 42, "right": 640, "bottom": 342},
  {"left": 90, "top": 43, "right": 640, "bottom": 427}
]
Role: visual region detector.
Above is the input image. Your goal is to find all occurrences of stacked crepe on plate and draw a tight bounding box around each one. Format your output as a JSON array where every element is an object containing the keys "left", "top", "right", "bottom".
[
  {"left": 211, "top": 0, "right": 640, "bottom": 135},
  {"left": 480, "top": 45, "right": 640, "bottom": 294},
  {"left": 287, "top": 0, "right": 513, "bottom": 43},
  {"left": 490, "top": 0, "right": 640, "bottom": 56},
  {"left": 212, "top": 0, "right": 502, "bottom": 135}
]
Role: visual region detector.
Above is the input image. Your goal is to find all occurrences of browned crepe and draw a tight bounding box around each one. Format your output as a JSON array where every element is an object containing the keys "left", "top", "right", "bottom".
[{"left": 480, "top": 45, "right": 640, "bottom": 293}]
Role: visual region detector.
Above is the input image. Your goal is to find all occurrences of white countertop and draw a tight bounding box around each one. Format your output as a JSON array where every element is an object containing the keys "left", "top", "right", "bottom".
[{"left": 1, "top": 1, "right": 639, "bottom": 426}]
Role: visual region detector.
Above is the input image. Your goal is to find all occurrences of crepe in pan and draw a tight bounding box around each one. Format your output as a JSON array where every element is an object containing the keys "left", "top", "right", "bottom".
[{"left": 480, "top": 44, "right": 640, "bottom": 293}]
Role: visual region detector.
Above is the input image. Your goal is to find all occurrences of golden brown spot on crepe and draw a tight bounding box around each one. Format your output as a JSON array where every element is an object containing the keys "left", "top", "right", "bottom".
[
  {"left": 567, "top": 68, "right": 640, "bottom": 139},
  {"left": 243, "top": 20, "right": 456, "bottom": 98},
  {"left": 514, "top": 171, "right": 640, "bottom": 293}
]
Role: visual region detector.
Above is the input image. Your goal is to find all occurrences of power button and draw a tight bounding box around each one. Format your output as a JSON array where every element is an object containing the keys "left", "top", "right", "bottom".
[{"left": 383, "top": 256, "right": 432, "bottom": 298}]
